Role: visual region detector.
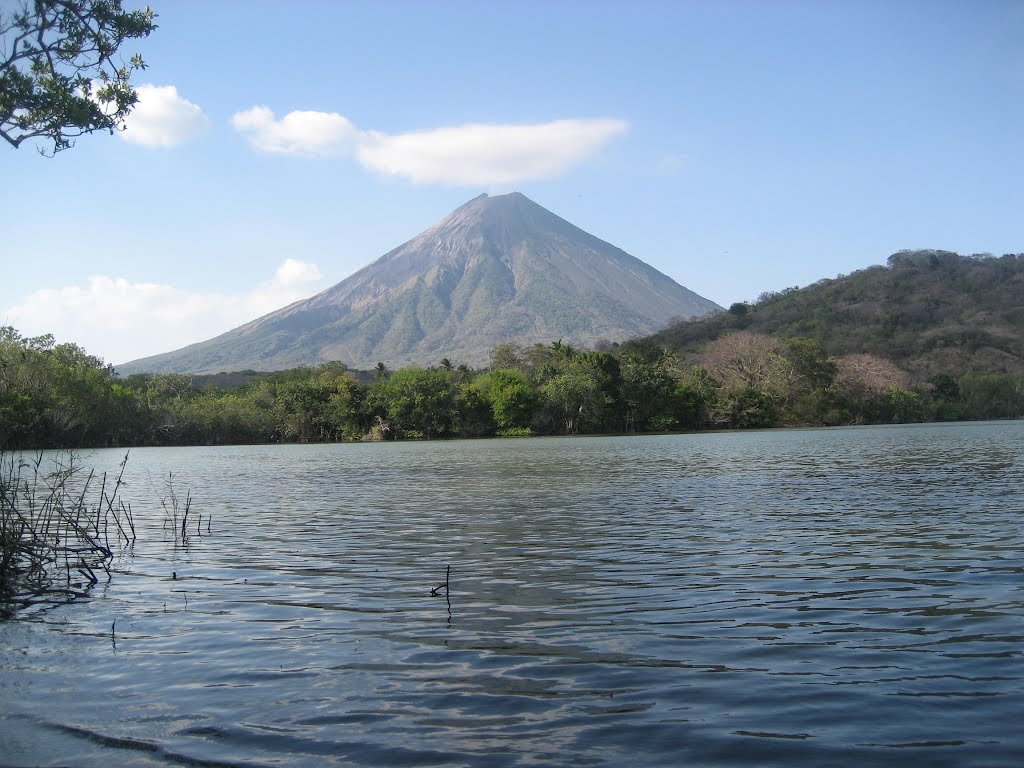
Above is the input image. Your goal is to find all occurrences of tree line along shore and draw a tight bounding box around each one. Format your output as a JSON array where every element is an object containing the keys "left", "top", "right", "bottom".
[{"left": 2, "top": 326, "right": 1021, "bottom": 450}]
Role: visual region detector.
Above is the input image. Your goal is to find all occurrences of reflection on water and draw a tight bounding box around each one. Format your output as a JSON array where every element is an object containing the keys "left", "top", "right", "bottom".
[{"left": 1, "top": 422, "right": 1023, "bottom": 766}]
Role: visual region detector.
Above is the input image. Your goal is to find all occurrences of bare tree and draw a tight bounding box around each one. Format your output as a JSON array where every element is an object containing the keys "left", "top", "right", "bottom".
[
  {"left": 834, "top": 353, "right": 910, "bottom": 401},
  {"left": 701, "top": 331, "right": 793, "bottom": 399}
]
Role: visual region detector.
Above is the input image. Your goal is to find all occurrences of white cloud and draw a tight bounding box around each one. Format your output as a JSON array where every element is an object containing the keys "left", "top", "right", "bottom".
[
  {"left": 120, "top": 85, "right": 209, "bottom": 147},
  {"left": 232, "top": 107, "right": 629, "bottom": 185},
  {"left": 272, "top": 258, "right": 324, "bottom": 286},
  {"left": 358, "top": 119, "right": 629, "bottom": 185},
  {"left": 4, "top": 260, "right": 325, "bottom": 366},
  {"left": 232, "top": 106, "right": 357, "bottom": 155}
]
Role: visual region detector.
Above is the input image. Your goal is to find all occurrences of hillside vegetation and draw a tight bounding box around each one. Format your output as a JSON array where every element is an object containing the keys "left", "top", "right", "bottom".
[{"left": 653, "top": 250, "right": 1024, "bottom": 377}]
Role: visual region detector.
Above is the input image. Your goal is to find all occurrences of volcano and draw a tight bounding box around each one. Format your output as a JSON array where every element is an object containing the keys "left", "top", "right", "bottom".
[{"left": 119, "top": 193, "right": 721, "bottom": 373}]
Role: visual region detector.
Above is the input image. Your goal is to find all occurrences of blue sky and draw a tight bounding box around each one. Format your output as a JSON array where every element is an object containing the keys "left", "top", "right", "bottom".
[{"left": 4, "top": 0, "right": 1022, "bottom": 366}]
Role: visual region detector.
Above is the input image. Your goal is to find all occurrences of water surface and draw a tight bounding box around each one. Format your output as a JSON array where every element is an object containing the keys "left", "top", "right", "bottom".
[{"left": 1, "top": 422, "right": 1022, "bottom": 766}]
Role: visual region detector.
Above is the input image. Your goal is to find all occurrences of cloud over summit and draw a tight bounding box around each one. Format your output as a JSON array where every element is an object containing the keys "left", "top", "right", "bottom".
[{"left": 232, "top": 108, "right": 629, "bottom": 185}]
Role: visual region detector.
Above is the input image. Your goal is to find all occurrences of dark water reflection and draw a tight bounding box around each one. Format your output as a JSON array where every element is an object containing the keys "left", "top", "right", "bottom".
[{"left": 2, "top": 422, "right": 1023, "bottom": 766}]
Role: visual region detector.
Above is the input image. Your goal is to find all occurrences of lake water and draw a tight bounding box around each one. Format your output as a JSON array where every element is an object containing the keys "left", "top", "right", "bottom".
[{"left": 1, "top": 422, "right": 1022, "bottom": 767}]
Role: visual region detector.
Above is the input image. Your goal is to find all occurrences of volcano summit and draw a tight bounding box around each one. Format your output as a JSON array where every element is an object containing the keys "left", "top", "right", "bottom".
[{"left": 120, "top": 193, "right": 721, "bottom": 373}]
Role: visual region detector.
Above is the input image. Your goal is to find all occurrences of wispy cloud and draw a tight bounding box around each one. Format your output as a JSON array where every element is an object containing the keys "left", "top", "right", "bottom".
[
  {"left": 4, "top": 259, "right": 325, "bottom": 366},
  {"left": 120, "top": 84, "right": 210, "bottom": 147},
  {"left": 232, "top": 108, "right": 629, "bottom": 185}
]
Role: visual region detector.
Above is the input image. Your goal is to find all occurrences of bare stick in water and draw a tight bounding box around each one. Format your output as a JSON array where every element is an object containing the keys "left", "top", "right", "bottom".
[{"left": 430, "top": 565, "right": 452, "bottom": 616}]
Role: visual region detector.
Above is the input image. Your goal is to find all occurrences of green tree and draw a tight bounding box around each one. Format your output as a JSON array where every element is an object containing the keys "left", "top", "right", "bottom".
[
  {"left": 577, "top": 350, "right": 623, "bottom": 432},
  {"left": 540, "top": 368, "right": 601, "bottom": 434},
  {"left": 888, "top": 387, "right": 924, "bottom": 423},
  {"left": 477, "top": 369, "right": 539, "bottom": 433},
  {"left": 322, "top": 374, "right": 369, "bottom": 440},
  {"left": 489, "top": 342, "right": 526, "bottom": 372},
  {"left": 959, "top": 373, "right": 1024, "bottom": 420},
  {"left": 617, "top": 339, "right": 676, "bottom": 431},
  {"left": 927, "top": 373, "right": 963, "bottom": 421},
  {"left": 727, "top": 387, "right": 777, "bottom": 428},
  {"left": 176, "top": 391, "right": 272, "bottom": 445},
  {"left": 781, "top": 337, "right": 840, "bottom": 424},
  {"left": 452, "top": 382, "right": 494, "bottom": 438},
  {"left": 372, "top": 367, "right": 456, "bottom": 439},
  {"left": 783, "top": 337, "right": 837, "bottom": 391},
  {"left": 0, "top": 327, "right": 124, "bottom": 447},
  {"left": 0, "top": 327, "right": 46, "bottom": 447},
  {"left": 45, "top": 340, "right": 120, "bottom": 444},
  {"left": 258, "top": 365, "right": 368, "bottom": 442},
  {"left": 273, "top": 378, "right": 335, "bottom": 441},
  {"left": 1, "top": 0, "right": 157, "bottom": 154},
  {"left": 672, "top": 370, "right": 716, "bottom": 430}
]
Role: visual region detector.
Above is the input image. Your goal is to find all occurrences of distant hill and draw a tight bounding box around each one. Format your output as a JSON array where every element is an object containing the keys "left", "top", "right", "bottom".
[
  {"left": 120, "top": 193, "right": 721, "bottom": 374},
  {"left": 651, "top": 250, "right": 1024, "bottom": 378}
]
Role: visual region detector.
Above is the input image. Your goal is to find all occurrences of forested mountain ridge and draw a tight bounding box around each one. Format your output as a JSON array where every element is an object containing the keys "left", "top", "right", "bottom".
[
  {"left": 118, "top": 193, "right": 720, "bottom": 374},
  {"left": 651, "top": 250, "right": 1024, "bottom": 377}
]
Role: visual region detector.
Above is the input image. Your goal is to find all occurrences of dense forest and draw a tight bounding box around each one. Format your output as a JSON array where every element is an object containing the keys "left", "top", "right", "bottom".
[
  {"left": 2, "top": 313, "right": 1021, "bottom": 450},
  {"left": 654, "top": 250, "right": 1024, "bottom": 377}
]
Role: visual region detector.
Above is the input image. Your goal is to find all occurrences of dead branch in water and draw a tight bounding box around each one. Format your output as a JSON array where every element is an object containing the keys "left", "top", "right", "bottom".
[
  {"left": 160, "top": 473, "right": 197, "bottom": 546},
  {"left": 430, "top": 564, "right": 452, "bottom": 618}
]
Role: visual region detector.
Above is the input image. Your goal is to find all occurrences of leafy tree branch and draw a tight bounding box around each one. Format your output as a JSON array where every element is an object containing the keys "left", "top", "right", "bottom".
[{"left": 0, "top": 0, "right": 156, "bottom": 154}]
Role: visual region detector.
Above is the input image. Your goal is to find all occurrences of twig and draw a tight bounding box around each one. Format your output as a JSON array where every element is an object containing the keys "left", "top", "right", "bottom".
[
  {"left": 430, "top": 564, "right": 451, "bottom": 596},
  {"left": 430, "top": 564, "right": 452, "bottom": 617}
]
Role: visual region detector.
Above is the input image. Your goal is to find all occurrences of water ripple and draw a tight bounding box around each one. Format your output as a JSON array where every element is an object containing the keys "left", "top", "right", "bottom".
[{"left": 1, "top": 422, "right": 1022, "bottom": 766}]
